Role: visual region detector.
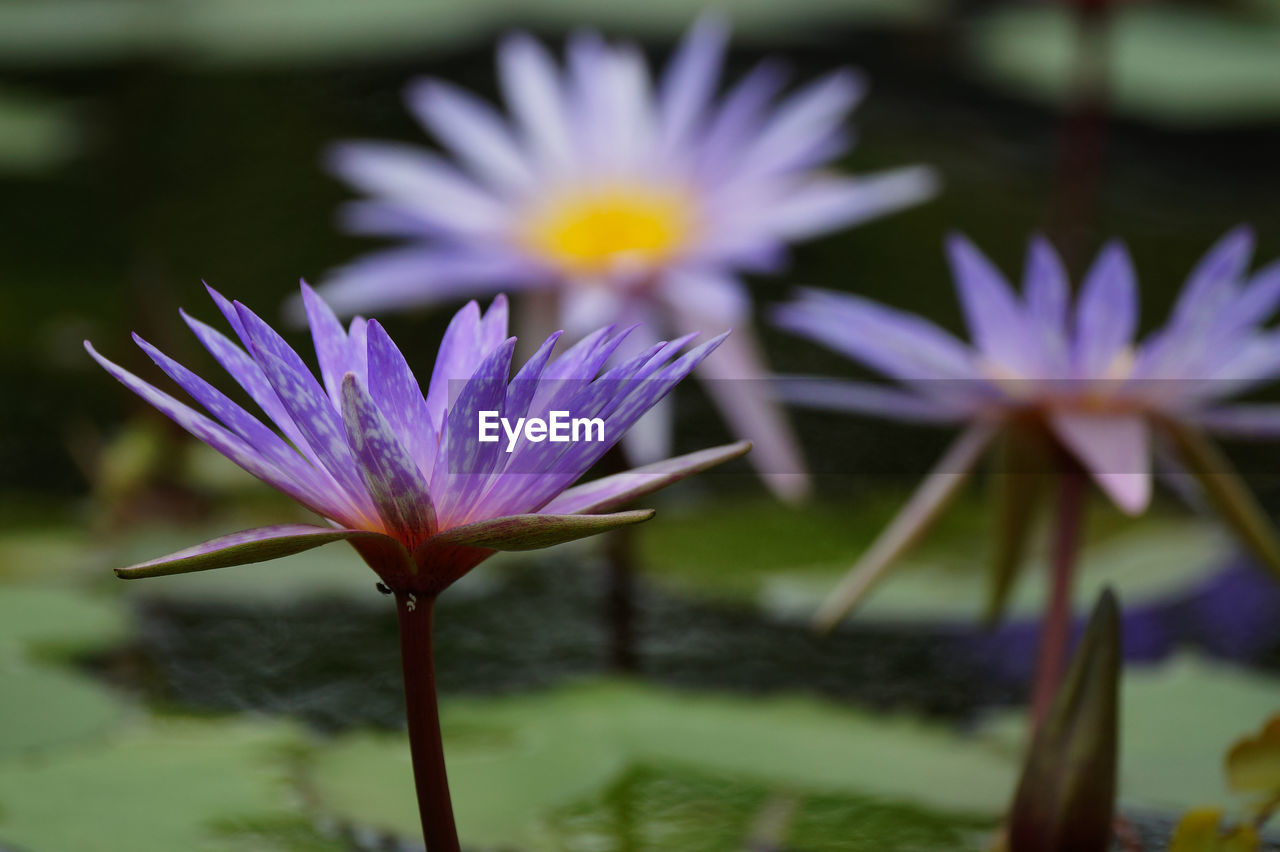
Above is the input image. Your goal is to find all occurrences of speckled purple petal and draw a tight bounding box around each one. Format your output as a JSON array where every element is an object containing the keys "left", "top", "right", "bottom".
[
  {"left": 366, "top": 319, "right": 437, "bottom": 479},
  {"left": 131, "top": 334, "right": 335, "bottom": 508},
  {"left": 340, "top": 373, "right": 437, "bottom": 547},
  {"left": 85, "top": 342, "right": 331, "bottom": 518},
  {"left": 234, "top": 301, "right": 371, "bottom": 509},
  {"left": 301, "top": 282, "right": 355, "bottom": 406}
]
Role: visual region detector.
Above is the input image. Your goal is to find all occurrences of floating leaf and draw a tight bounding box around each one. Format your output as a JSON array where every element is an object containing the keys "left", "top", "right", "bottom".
[
  {"left": 0, "top": 585, "right": 128, "bottom": 659},
  {"left": 307, "top": 680, "right": 1012, "bottom": 849},
  {"left": 0, "top": 718, "right": 329, "bottom": 852},
  {"left": 0, "top": 664, "right": 127, "bottom": 760},
  {"left": 968, "top": 6, "right": 1280, "bottom": 126},
  {"left": 0, "top": 0, "right": 943, "bottom": 69}
]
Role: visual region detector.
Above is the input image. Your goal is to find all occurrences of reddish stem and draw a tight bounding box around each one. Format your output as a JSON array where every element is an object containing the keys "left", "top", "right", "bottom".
[
  {"left": 1030, "top": 466, "right": 1088, "bottom": 730},
  {"left": 394, "top": 592, "right": 461, "bottom": 852},
  {"left": 1047, "top": 0, "right": 1112, "bottom": 267}
]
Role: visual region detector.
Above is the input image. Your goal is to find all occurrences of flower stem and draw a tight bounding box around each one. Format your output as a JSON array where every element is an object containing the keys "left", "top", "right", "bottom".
[
  {"left": 394, "top": 591, "right": 460, "bottom": 852},
  {"left": 1030, "top": 465, "right": 1088, "bottom": 730}
]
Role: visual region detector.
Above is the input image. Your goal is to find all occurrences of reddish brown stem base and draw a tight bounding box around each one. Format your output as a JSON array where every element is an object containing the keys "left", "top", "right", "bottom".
[
  {"left": 395, "top": 592, "right": 461, "bottom": 852},
  {"left": 1030, "top": 466, "right": 1088, "bottom": 731}
]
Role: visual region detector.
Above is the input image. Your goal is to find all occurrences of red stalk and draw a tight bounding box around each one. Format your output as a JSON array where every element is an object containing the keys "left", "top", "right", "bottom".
[
  {"left": 1030, "top": 465, "right": 1088, "bottom": 730},
  {"left": 394, "top": 591, "right": 461, "bottom": 852}
]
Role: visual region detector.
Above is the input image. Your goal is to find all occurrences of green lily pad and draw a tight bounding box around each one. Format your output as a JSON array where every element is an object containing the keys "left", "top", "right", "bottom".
[
  {"left": 0, "top": 717, "right": 332, "bottom": 852},
  {"left": 638, "top": 495, "right": 1224, "bottom": 624},
  {"left": 0, "top": 585, "right": 128, "bottom": 659},
  {"left": 0, "top": 526, "right": 90, "bottom": 585},
  {"left": 0, "top": 664, "right": 127, "bottom": 760},
  {"left": 308, "top": 680, "right": 1013, "bottom": 849},
  {"left": 0, "top": 0, "right": 942, "bottom": 69},
  {"left": 967, "top": 6, "right": 1280, "bottom": 126},
  {"left": 543, "top": 764, "right": 993, "bottom": 851},
  {"left": 979, "top": 656, "right": 1280, "bottom": 815}
]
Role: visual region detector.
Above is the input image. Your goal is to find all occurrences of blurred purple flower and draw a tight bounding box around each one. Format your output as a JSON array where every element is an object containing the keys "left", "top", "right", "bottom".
[
  {"left": 86, "top": 284, "right": 749, "bottom": 594},
  {"left": 316, "top": 16, "right": 937, "bottom": 501},
  {"left": 774, "top": 228, "right": 1280, "bottom": 626}
]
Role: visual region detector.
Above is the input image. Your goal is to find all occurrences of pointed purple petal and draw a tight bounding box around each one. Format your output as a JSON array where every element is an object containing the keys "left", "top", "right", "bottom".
[
  {"left": 300, "top": 282, "right": 354, "bottom": 406},
  {"left": 772, "top": 288, "right": 980, "bottom": 390},
  {"left": 316, "top": 247, "right": 542, "bottom": 319},
  {"left": 85, "top": 342, "right": 334, "bottom": 518},
  {"left": 365, "top": 320, "right": 437, "bottom": 479},
  {"left": 1049, "top": 411, "right": 1151, "bottom": 515},
  {"left": 340, "top": 374, "right": 437, "bottom": 547},
  {"left": 234, "top": 301, "right": 371, "bottom": 509},
  {"left": 430, "top": 338, "right": 517, "bottom": 524},
  {"left": 544, "top": 440, "right": 752, "bottom": 515},
  {"left": 131, "top": 333, "right": 337, "bottom": 512},
  {"left": 946, "top": 234, "right": 1039, "bottom": 374},
  {"left": 115, "top": 524, "right": 402, "bottom": 579},
  {"left": 1074, "top": 242, "right": 1138, "bottom": 378},
  {"left": 658, "top": 14, "right": 728, "bottom": 152},
  {"left": 498, "top": 33, "right": 572, "bottom": 169},
  {"left": 406, "top": 78, "right": 533, "bottom": 191},
  {"left": 775, "top": 376, "right": 966, "bottom": 423}
]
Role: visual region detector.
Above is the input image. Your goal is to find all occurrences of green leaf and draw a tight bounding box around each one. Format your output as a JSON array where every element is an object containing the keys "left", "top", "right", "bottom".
[
  {"left": 0, "top": 664, "right": 127, "bottom": 760},
  {"left": 0, "top": 585, "right": 128, "bottom": 659},
  {"left": 1162, "top": 420, "right": 1280, "bottom": 578},
  {"left": 967, "top": 6, "right": 1280, "bottom": 126},
  {"left": 0, "top": 718, "right": 332, "bottom": 852},
  {"left": 307, "top": 680, "right": 1014, "bottom": 849}
]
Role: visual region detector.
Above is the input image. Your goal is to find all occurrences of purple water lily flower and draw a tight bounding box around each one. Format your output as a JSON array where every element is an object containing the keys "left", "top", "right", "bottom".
[
  {"left": 774, "top": 228, "right": 1280, "bottom": 630},
  {"left": 87, "top": 284, "right": 748, "bottom": 593},
  {"left": 87, "top": 283, "right": 748, "bottom": 851},
  {"left": 315, "top": 16, "right": 936, "bottom": 501}
]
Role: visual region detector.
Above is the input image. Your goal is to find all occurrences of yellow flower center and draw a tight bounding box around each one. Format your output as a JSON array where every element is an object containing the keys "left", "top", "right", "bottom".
[{"left": 519, "top": 184, "right": 694, "bottom": 276}]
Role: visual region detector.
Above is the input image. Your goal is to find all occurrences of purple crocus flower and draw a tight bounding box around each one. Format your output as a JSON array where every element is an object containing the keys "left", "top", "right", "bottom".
[
  {"left": 85, "top": 284, "right": 748, "bottom": 594},
  {"left": 774, "top": 228, "right": 1280, "bottom": 627},
  {"left": 315, "top": 16, "right": 936, "bottom": 501}
]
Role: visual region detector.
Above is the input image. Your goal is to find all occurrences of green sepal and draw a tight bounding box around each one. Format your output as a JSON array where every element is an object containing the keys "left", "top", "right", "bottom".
[
  {"left": 986, "top": 423, "right": 1050, "bottom": 627},
  {"left": 1161, "top": 419, "right": 1280, "bottom": 577}
]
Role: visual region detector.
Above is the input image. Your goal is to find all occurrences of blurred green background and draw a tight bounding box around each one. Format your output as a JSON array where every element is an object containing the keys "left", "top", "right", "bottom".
[{"left": 5, "top": 1, "right": 1280, "bottom": 850}]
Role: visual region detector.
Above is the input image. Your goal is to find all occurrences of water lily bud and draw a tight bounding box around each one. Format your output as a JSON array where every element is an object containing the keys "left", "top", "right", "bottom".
[{"left": 1008, "top": 588, "right": 1121, "bottom": 852}]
